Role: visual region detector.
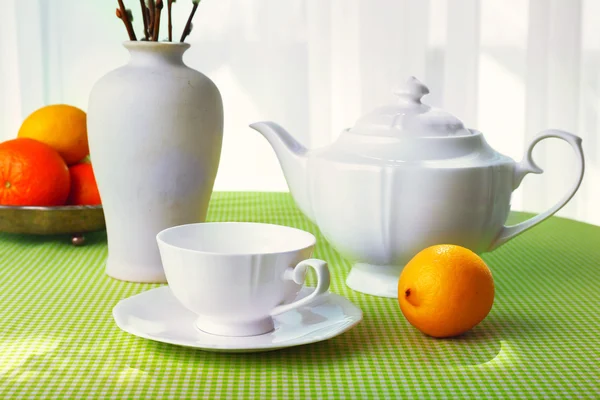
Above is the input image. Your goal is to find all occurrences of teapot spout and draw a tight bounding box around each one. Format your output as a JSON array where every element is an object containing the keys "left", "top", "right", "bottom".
[{"left": 249, "top": 121, "right": 314, "bottom": 222}]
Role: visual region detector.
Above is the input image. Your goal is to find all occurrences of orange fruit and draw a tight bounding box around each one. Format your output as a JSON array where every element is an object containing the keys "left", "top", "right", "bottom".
[
  {"left": 67, "top": 162, "right": 101, "bottom": 206},
  {"left": 398, "top": 244, "right": 495, "bottom": 338},
  {"left": 18, "top": 104, "right": 88, "bottom": 165},
  {"left": 0, "top": 138, "right": 70, "bottom": 206}
]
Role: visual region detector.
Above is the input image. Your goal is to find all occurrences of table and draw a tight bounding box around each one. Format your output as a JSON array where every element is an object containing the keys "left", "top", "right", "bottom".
[{"left": 0, "top": 192, "right": 599, "bottom": 398}]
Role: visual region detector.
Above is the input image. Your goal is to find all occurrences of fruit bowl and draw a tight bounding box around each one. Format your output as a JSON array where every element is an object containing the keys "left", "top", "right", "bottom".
[{"left": 0, "top": 205, "right": 105, "bottom": 245}]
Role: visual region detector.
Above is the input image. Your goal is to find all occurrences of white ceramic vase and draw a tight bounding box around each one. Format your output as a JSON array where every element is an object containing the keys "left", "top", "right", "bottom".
[{"left": 87, "top": 42, "right": 223, "bottom": 283}]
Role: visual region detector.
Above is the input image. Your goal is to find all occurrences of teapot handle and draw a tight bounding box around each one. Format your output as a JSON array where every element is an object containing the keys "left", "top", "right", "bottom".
[{"left": 489, "top": 129, "right": 585, "bottom": 251}]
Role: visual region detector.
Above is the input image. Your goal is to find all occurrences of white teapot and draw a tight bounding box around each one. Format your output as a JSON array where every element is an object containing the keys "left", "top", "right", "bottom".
[{"left": 250, "top": 77, "right": 585, "bottom": 298}]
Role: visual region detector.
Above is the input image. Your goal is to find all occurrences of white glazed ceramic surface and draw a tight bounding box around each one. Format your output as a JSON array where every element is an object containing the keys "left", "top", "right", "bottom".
[
  {"left": 87, "top": 42, "right": 223, "bottom": 284},
  {"left": 112, "top": 286, "right": 362, "bottom": 353},
  {"left": 250, "top": 77, "right": 585, "bottom": 298},
  {"left": 156, "top": 222, "right": 331, "bottom": 337}
]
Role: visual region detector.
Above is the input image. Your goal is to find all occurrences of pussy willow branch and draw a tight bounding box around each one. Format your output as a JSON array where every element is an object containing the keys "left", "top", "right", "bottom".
[
  {"left": 147, "top": 0, "right": 155, "bottom": 38},
  {"left": 167, "top": 0, "right": 174, "bottom": 41},
  {"left": 118, "top": 0, "right": 202, "bottom": 42},
  {"left": 139, "top": 0, "right": 149, "bottom": 39},
  {"left": 152, "top": 0, "right": 163, "bottom": 41},
  {"left": 116, "top": 0, "right": 137, "bottom": 41},
  {"left": 145, "top": 6, "right": 152, "bottom": 38},
  {"left": 180, "top": 0, "right": 201, "bottom": 42}
]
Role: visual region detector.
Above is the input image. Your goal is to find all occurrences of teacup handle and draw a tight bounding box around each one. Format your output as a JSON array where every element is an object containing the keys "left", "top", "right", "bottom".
[
  {"left": 489, "top": 129, "right": 585, "bottom": 251},
  {"left": 270, "top": 259, "right": 330, "bottom": 316}
]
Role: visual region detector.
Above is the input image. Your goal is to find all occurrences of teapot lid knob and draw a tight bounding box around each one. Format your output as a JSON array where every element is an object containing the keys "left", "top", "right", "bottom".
[
  {"left": 394, "top": 76, "right": 429, "bottom": 105},
  {"left": 349, "top": 75, "right": 471, "bottom": 138}
]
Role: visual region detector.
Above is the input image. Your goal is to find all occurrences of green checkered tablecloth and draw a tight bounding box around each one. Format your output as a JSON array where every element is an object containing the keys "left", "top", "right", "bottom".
[{"left": 0, "top": 192, "right": 599, "bottom": 398}]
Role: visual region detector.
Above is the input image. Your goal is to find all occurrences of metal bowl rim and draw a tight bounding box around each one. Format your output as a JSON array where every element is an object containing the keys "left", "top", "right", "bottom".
[{"left": 0, "top": 205, "right": 103, "bottom": 211}]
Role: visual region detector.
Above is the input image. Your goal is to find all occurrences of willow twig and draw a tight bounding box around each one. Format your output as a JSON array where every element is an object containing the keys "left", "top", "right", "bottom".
[
  {"left": 147, "top": 0, "right": 155, "bottom": 39},
  {"left": 116, "top": 1, "right": 137, "bottom": 41},
  {"left": 139, "top": 0, "right": 149, "bottom": 39},
  {"left": 152, "top": 0, "right": 163, "bottom": 41},
  {"left": 167, "top": 0, "right": 175, "bottom": 41},
  {"left": 180, "top": 0, "right": 200, "bottom": 42},
  {"left": 144, "top": 6, "right": 152, "bottom": 38}
]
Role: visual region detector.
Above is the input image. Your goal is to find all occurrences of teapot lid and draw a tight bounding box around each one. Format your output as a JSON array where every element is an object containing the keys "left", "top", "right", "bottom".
[{"left": 349, "top": 76, "right": 472, "bottom": 137}]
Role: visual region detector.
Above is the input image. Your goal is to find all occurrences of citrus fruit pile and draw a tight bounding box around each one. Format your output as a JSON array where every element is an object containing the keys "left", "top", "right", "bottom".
[
  {"left": 0, "top": 105, "right": 101, "bottom": 207},
  {"left": 398, "top": 244, "right": 495, "bottom": 338}
]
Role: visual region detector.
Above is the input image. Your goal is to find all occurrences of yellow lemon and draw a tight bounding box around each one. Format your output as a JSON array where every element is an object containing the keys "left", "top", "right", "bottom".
[{"left": 18, "top": 104, "right": 88, "bottom": 165}]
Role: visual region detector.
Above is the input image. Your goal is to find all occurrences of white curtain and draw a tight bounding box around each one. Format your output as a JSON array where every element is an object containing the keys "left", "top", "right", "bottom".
[{"left": 1, "top": 0, "right": 599, "bottom": 225}]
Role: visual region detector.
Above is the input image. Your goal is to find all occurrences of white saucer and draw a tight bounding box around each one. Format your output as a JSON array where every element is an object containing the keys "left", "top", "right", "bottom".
[{"left": 113, "top": 286, "right": 363, "bottom": 353}]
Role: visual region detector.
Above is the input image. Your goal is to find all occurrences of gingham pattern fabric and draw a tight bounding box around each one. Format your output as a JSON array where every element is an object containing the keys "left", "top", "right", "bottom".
[{"left": 0, "top": 192, "right": 599, "bottom": 399}]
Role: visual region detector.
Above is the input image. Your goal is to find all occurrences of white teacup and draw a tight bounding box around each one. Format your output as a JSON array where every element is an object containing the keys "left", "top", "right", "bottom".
[{"left": 156, "top": 222, "right": 331, "bottom": 337}]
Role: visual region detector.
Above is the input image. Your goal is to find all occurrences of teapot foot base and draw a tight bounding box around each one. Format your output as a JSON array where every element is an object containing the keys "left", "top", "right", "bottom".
[{"left": 346, "top": 263, "right": 402, "bottom": 298}]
